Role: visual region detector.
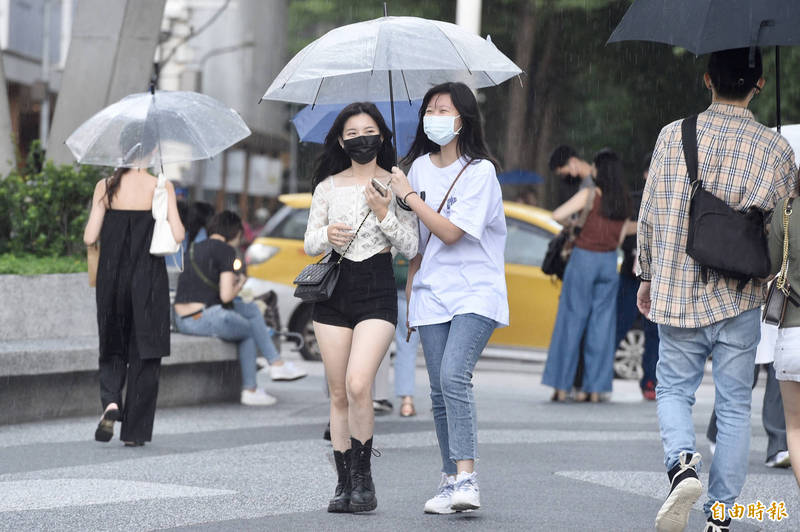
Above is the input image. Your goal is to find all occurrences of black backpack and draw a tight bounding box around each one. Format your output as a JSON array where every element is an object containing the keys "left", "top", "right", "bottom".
[{"left": 681, "top": 115, "right": 771, "bottom": 289}]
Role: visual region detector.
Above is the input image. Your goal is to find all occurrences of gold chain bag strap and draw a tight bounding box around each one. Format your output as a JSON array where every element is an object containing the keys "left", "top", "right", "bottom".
[
  {"left": 764, "top": 197, "right": 796, "bottom": 326},
  {"left": 293, "top": 209, "right": 371, "bottom": 303}
]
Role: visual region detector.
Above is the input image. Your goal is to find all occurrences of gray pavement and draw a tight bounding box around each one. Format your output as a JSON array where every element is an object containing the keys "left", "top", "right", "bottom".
[{"left": 0, "top": 352, "right": 797, "bottom": 532}]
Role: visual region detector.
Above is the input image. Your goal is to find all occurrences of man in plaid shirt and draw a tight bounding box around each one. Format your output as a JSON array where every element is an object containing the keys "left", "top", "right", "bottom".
[{"left": 637, "top": 48, "right": 797, "bottom": 532}]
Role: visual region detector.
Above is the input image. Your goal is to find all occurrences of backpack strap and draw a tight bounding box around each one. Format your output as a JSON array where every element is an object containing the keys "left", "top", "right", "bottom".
[{"left": 681, "top": 115, "right": 699, "bottom": 185}]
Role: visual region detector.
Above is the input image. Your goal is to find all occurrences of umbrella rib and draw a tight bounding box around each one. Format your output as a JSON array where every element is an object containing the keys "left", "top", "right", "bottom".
[
  {"left": 170, "top": 108, "right": 215, "bottom": 161},
  {"left": 280, "top": 38, "right": 325, "bottom": 90},
  {"left": 74, "top": 98, "right": 141, "bottom": 164},
  {"left": 431, "top": 22, "right": 472, "bottom": 75},
  {"left": 311, "top": 77, "right": 325, "bottom": 109},
  {"left": 401, "top": 70, "right": 412, "bottom": 104}
]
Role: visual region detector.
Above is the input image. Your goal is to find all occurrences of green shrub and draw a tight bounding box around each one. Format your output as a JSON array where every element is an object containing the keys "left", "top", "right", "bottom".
[
  {"left": 0, "top": 142, "right": 106, "bottom": 257},
  {"left": 0, "top": 252, "right": 87, "bottom": 275}
]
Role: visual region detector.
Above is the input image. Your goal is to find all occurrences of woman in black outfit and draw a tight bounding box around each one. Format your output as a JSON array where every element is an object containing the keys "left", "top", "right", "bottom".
[{"left": 83, "top": 127, "right": 185, "bottom": 446}]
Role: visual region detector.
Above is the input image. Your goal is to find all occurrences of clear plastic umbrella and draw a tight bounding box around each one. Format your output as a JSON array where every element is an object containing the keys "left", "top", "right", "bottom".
[
  {"left": 262, "top": 16, "right": 522, "bottom": 106},
  {"left": 66, "top": 89, "right": 251, "bottom": 168}
]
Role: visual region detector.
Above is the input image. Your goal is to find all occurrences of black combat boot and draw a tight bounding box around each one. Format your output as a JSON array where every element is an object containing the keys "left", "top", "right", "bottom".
[
  {"left": 327, "top": 449, "right": 352, "bottom": 513},
  {"left": 349, "top": 436, "right": 378, "bottom": 512}
]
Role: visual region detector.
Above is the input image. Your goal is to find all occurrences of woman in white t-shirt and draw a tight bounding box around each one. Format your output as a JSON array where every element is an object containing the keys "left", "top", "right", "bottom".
[{"left": 389, "top": 82, "right": 509, "bottom": 515}]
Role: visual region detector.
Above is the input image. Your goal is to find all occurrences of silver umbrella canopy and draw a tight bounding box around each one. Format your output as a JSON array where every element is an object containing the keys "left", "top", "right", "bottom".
[
  {"left": 66, "top": 90, "right": 251, "bottom": 168},
  {"left": 262, "top": 16, "right": 522, "bottom": 106}
]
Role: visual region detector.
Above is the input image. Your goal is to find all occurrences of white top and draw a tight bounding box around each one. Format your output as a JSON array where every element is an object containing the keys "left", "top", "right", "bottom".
[
  {"left": 304, "top": 176, "right": 419, "bottom": 261},
  {"left": 408, "top": 154, "right": 509, "bottom": 327}
]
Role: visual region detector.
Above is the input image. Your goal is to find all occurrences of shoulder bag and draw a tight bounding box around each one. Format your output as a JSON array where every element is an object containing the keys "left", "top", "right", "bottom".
[
  {"left": 764, "top": 198, "right": 799, "bottom": 326},
  {"left": 150, "top": 173, "right": 181, "bottom": 257},
  {"left": 681, "top": 115, "right": 771, "bottom": 288},
  {"left": 293, "top": 208, "right": 371, "bottom": 303},
  {"left": 541, "top": 187, "right": 596, "bottom": 279}
]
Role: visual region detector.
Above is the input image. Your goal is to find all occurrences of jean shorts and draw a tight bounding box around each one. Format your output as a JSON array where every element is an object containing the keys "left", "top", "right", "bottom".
[{"left": 312, "top": 251, "right": 397, "bottom": 328}]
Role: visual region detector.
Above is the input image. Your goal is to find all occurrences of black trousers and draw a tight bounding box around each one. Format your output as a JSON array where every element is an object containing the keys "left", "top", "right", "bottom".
[{"left": 99, "top": 351, "right": 161, "bottom": 443}]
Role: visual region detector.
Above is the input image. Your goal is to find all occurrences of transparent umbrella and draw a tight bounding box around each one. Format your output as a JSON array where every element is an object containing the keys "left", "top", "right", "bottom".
[
  {"left": 262, "top": 16, "right": 522, "bottom": 106},
  {"left": 261, "top": 14, "right": 521, "bottom": 160},
  {"left": 66, "top": 89, "right": 251, "bottom": 168}
]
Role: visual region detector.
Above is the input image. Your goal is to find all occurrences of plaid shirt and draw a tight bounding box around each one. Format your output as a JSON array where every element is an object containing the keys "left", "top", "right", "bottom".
[{"left": 638, "top": 103, "right": 797, "bottom": 328}]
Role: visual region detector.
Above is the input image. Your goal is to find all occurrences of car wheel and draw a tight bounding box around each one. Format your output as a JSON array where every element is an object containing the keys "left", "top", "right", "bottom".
[
  {"left": 614, "top": 328, "right": 644, "bottom": 380},
  {"left": 289, "top": 303, "right": 321, "bottom": 361}
]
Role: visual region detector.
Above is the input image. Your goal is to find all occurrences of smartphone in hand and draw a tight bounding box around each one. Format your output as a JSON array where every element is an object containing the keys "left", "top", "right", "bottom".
[{"left": 371, "top": 178, "right": 389, "bottom": 197}]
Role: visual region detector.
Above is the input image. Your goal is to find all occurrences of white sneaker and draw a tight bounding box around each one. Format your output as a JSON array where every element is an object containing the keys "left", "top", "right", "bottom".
[
  {"left": 766, "top": 450, "right": 791, "bottom": 468},
  {"left": 269, "top": 361, "right": 307, "bottom": 381},
  {"left": 240, "top": 388, "right": 277, "bottom": 406},
  {"left": 450, "top": 471, "right": 480, "bottom": 511},
  {"left": 423, "top": 474, "right": 456, "bottom": 514}
]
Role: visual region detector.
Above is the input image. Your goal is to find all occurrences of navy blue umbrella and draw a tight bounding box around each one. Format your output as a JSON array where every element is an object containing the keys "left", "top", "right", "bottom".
[
  {"left": 292, "top": 100, "right": 422, "bottom": 158},
  {"left": 608, "top": 0, "right": 800, "bottom": 129},
  {"left": 497, "top": 169, "right": 543, "bottom": 185}
]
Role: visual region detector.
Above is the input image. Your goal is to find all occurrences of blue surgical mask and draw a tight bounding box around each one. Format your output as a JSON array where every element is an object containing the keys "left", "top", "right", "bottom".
[{"left": 423, "top": 115, "right": 461, "bottom": 146}]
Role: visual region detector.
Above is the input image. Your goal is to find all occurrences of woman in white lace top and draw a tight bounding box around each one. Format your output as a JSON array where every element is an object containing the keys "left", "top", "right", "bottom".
[{"left": 303, "top": 102, "right": 417, "bottom": 514}]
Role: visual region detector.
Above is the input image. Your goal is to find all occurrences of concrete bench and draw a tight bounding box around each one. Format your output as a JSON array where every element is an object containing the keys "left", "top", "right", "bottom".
[{"left": 0, "top": 273, "right": 240, "bottom": 425}]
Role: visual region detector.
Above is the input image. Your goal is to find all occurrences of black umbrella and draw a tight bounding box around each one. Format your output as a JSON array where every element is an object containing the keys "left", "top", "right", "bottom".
[{"left": 607, "top": 0, "right": 800, "bottom": 130}]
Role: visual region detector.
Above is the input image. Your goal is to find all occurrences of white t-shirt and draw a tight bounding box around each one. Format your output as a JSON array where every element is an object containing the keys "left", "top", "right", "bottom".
[{"left": 407, "top": 154, "right": 509, "bottom": 328}]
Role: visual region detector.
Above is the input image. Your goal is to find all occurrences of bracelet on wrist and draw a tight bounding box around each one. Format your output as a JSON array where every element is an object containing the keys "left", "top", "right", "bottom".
[{"left": 403, "top": 191, "right": 418, "bottom": 203}]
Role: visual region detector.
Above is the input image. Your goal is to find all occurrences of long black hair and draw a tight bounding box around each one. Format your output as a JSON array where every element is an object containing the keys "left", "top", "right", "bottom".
[
  {"left": 593, "top": 149, "right": 630, "bottom": 221},
  {"left": 401, "top": 82, "right": 500, "bottom": 172},
  {"left": 311, "top": 102, "right": 395, "bottom": 191},
  {"left": 105, "top": 121, "right": 158, "bottom": 206}
]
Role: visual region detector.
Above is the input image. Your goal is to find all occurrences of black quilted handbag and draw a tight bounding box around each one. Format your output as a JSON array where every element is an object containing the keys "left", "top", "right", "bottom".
[
  {"left": 293, "top": 210, "right": 371, "bottom": 303},
  {"left": 293, "top": 254, "right": 341, "bottom": 303}
]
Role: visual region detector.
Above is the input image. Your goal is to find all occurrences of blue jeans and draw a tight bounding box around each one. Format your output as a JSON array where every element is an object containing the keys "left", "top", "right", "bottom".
[
  {"left": 394, "top": 290, "right": 419, "bottom": 397},
  {"left": 657, "top": 308, "right": 760, "bottom": 515},
  {"left": 615, "top": 274, "right": 660, "bottom": 388},
  {"left": 418, "top": 313, "right": 497, "bottom": 475},
  {"left": 542, "top": 247, "right": 619, "bottom": 393},
  {"left": 175, "top": 298, "right": 280, "bottom": 390}
]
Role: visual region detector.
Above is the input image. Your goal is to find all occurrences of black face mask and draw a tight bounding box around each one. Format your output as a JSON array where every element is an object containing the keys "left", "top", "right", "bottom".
[{"left": 342, "top": 134, "right": 382, "bottom": 164}]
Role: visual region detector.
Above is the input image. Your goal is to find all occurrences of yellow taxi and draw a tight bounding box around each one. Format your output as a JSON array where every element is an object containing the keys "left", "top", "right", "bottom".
[{"left": 244, "top": 193, "right": 563, "bottom": 361}]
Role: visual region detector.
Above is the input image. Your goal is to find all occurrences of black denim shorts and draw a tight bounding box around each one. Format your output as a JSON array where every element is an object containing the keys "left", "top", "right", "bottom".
[{"left": 312, "top": 251, "right": 397, "bottom": 328}]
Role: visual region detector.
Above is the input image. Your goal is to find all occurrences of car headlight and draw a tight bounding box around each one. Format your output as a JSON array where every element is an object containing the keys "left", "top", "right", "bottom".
[{"left": 246, "top": 243, "right": 280, "bottom": 265}]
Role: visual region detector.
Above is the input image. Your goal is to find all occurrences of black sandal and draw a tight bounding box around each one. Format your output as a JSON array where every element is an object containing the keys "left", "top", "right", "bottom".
[{"left": 94, "top": 408, "right": 121, "bottom": 442}]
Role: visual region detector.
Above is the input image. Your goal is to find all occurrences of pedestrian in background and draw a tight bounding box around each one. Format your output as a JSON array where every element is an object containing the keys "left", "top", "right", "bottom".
[
  {"left": 304, "top": 102, "right": 418, "bottom": 514},
  {"left": 393, "top": 253, "right": 419, "bottom": 417},
  {"left": 542, "top": 149, "right": 634, "bottom": 403},
  {"left": 174, "top": 211, "right": 307, "bottom": 407},
  {"left": 637, "top": 48, "right": 796, "bottom": 532},
  {"left": 618, "top": 152, "right": 660, "bottom": 400},
  {"left": 83, "top": 125, "right": 185, "bottom": 447},
  {"left": 390, "top": 81, "right": 509, "bottom": 514},
  {"left": 767, "top": 195, "right": 800, "bottom": 487},
  {"left": 549, "top": 145, "right": 596, "bottom": 206}
]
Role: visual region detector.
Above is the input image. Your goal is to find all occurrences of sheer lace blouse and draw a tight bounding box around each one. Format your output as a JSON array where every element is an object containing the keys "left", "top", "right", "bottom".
[{"left": 304, "top": 176, "right": 419, "bottom": 261}]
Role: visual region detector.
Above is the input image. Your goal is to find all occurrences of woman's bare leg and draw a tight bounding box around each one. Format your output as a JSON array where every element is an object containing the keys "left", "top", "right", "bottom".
[
  {"left": 347, "top": 319, "right": 395, "bottom": 441},
  {"left": 780, "top": 381, "right": 800, "bottom": 487},
  {"left": 314, "top": 321, "right": 353, "bottom": 451}
]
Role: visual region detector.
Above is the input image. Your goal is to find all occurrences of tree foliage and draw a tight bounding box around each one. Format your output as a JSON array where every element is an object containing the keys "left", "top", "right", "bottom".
[{"left": 287, "top": 0, "right": 800, "bottom": 207}]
